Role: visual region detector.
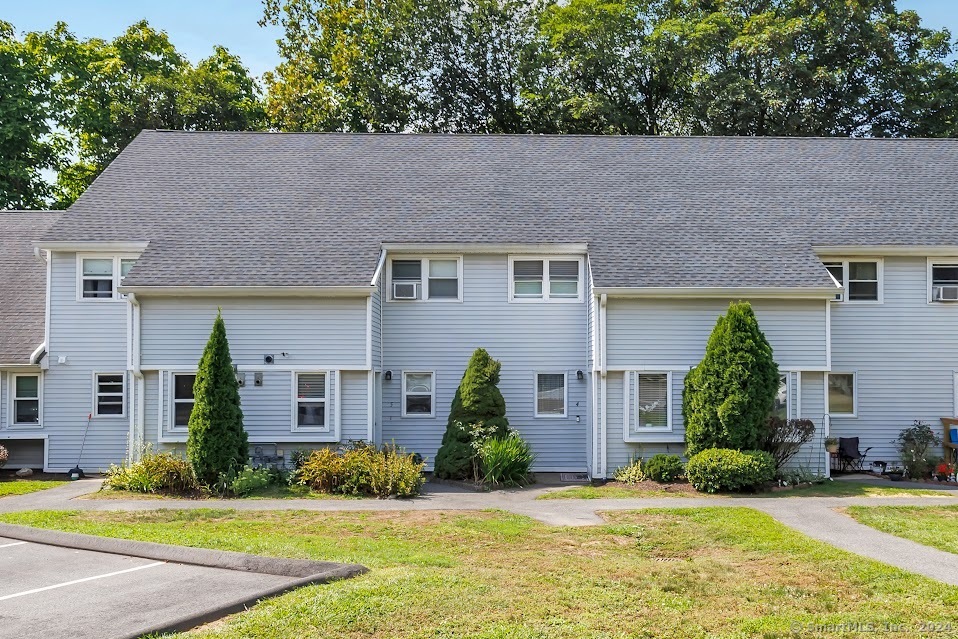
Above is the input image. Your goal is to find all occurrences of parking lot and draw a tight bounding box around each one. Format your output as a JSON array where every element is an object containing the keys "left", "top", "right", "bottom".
[{"left": 0, "top": 535, "right": 306, "bottom": 638}]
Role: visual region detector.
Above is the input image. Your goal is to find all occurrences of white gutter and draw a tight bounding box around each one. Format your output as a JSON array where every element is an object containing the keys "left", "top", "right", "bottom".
[
  {"left": 591, "top": 286, "right": 838, "bottom": 299},
  {"left": 128, "top": 293, "right": 145, "bottom": 463},
  {"left": 29, "top": 343, "right": 46, "bottom": 365},
  {"left": 34, "top": 241, "right": 149, "bottom": 252},
  {"left": 370, "top": 249, "right": 387, "bottom": 286},
  {"left": 599, "top": 293, "right": 608, "bottom": 478},
  {"left": 380, "top": 242, "right": 588, "bottom": 254},
  {"left": 117, "top": 285, "right": 374, "bottom": 298}
]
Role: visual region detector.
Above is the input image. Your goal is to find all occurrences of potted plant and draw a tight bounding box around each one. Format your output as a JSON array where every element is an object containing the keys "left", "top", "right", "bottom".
[{"left": 825, "top": 437, "right": 839, "bottom": 454}]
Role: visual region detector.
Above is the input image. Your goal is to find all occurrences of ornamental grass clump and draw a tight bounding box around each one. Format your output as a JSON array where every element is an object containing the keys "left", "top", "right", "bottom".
[
  {"left": 105, "top": 450, "right": 199, "bottom": 494},
  {"left": 480, "top": 431, "right": 535, "bottom": 487},
  {"left": 296, "top": 442, "right": 425, "bottom": 498}
]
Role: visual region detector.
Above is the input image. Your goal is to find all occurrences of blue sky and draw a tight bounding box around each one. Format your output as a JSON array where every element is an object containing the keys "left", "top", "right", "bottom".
[{"left": 5, "top": 0, "right": 956, "bottom": 78}]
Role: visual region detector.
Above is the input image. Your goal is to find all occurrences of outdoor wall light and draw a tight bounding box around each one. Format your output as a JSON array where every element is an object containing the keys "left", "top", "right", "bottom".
[
  {"left": 384, "top": 370, "right": 392, "bottom": 381},
  {"left": 576, "top": 370, "right": 584, "bottom": 380}
]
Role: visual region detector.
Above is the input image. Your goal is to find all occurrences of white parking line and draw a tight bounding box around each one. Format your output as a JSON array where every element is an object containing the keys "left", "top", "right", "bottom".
[
  {"left": 0, "top": 561, "right": 165, "bottom": 601},
  {"left": 0, "top": 542, "right": 27, "bottom": 549}
]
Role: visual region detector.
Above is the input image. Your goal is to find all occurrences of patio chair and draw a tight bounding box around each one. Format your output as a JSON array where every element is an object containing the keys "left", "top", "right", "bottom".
[
  {"left": 940, "top": 418, "right": 958, "bottom": 465},
  {"left": 838, "top": 437, "right": 873, "bottom": 472}
]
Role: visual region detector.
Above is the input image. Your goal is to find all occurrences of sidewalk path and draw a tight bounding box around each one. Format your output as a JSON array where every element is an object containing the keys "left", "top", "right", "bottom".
[{"left": 5, "top": 479, "right": 958, "bottom": 585}]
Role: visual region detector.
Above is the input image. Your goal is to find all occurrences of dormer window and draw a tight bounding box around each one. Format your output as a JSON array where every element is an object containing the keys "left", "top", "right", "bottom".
[
  {"left": 388, "top": 257, "right": 462, "bottom": 301},
  {"left": 78, "top": 255, "right": 138, "bottom": 300},
  {"left": 822, "top": 260, "right": 881, "bottom": 303}
]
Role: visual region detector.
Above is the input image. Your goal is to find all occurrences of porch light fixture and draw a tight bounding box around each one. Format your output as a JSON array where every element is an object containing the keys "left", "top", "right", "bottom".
[
  {"left": 384, "top": 370, "right": 393, "bottom": 381},
  {"left": 576, "top": 370, "right": 584, "bottom": 380}
]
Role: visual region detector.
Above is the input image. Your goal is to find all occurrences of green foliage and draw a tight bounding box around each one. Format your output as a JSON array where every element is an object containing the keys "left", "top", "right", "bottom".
[
  {"left": 104, "top": 450, "right": 199, "bottom": 494},
  {"left": 0, "top": 445, "right": 7, "bottom": 468},
  {"left": 760, "top": 417, "right": 817, "bottom": 471},
  {"left": 227, "top": 466, "right": 276, "bottom": 496},
  {"left": 613, "top": 458, "right": 645, "bottom": 484},
  {"left": 480, "top": 432, "right": 536, "bottom": 487},
  {"left": 685, "top": 448, "right": 775, "bottom": 494},
  {"left": 683, "top": 301, "right": 780, "bottom": 457},
  {"left": 296, "top": 442, "right": 425, "bottom": 498},
  {"left": 434, "top": 348, "right": 510, "bottom": 480},
  {"left": 642, "top": 453, "right": 684, "bottom": 482},
  {"left": 0, "top": 21, "right": 62, "bottom": 209},
  {"left": 187, "top": 310, "right": 248, "bottom": 485},
  {"left": 893, "top": 421, "right": 943, "bottom": 479}
]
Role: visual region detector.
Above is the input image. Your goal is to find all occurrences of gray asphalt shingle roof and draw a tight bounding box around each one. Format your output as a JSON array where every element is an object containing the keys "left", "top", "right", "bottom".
[
  {"left": 43, "top": 131, "right": 958, "bottom": 289},
  {"left": 1, "top": 211, "right": 60, "bottom": 364}
]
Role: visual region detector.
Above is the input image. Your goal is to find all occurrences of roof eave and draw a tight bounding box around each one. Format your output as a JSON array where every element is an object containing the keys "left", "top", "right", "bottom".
[
  {"left": 814, "top": 245, "right": 958, "bottom": 257},
  {"left": 35, "top": 241, "right": 150, "bottom": 252},
  {"left": 117, "top": 285, "right": 375, "bottom": 298},
  {"left": 592, "top": 286, "right": 839, "bottom": 300}
]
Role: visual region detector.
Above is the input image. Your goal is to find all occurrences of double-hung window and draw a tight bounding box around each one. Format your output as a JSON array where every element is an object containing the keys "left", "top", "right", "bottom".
[
  {"left": 11, "top": 374, "right": 41, "bottom": 426},
  {"left": 403, "top": 372, "right": 435, "bottom": 417},
  {"left": 94, "top": 373, "right": 125, "bottom": 417},
  {"left": 635, "top": 373, "right": 669, "bottom": 430},
  {"left": 827, "top": 373, "right": 857, "bottom": 417},
  {"left": 390, "top": 257, "right": 461, "bottom": 301},
  {"left": 79, "top": 255, "right": 138, "bottom": 300},
  {"left": 510, "top": 257, "right": 582, "bottom": 302},
  {"left": 535, "top": 372, "right": 566, "bottom": 417},
  {"left": 172, "top": 373, "right": 196, "bottom": 430},
  {"left": 295, "top": 373, "right": 328, "bottom": 430},
  {"left": 929, "top": 262, "right": 958, "bottom": 302},
  {"left": 822, "top": 260, "right": 881, "bottom": 302}
]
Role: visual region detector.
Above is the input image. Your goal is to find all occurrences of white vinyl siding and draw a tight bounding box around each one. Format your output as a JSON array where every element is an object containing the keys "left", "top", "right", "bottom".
[
  {"left": 93, "top": 373, "right": 126, "bottom": 418},
  {"left": 535, "top": 372, "right": 567, "bottom": 417}
]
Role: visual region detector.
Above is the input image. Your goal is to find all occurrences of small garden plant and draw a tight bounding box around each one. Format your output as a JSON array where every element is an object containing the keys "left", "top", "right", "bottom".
[
  {"left": 685, "top": 448, "right": 775, "bottom": 493},
  {"left": 893, "top": 421, "right": 942, "bottom": 479},
  {"left": 480, "top": 431, "right": 536, "bottom": 487},
  {"left": 642, "top": 454, "right": 684, "bottom": 482},
  {"left": 105, "top": 449, "right": 199, "bottom": 494},
  {"left": 295, "top": 442, "right": 425, "bottom": 498},
  {"left": 613, "top": 458, "right": 644, "bottom": 484}
]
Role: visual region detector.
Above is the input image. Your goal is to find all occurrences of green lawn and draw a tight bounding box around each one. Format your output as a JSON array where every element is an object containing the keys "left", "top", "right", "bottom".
[
  {"left": 0, "top": 479, "right": 68, "bottom": 497},
  {"left": 541, "top": 480, "right": 953, "bottom": 500},
  {"left": 848, "top": 505, "right": 958, "bottom": 555},
  {"left": 89, "top": 484, "right": 353, "bottom": 500},
  {"left": 3, "top": 507, "right": 957, "bottom": 638}
]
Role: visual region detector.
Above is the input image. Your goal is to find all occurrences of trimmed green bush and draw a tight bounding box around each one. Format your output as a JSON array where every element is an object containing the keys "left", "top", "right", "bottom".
[
  {"left": 434, "top": 348, "right": 510, "bottom": 479},
  {"left": 643, "top": 453, "right": 684, "bottom": 482},
  {"left": 105, "top": 451, "right": 199, "bottom": 494},
  {"left": 683, "top": 301, "right": 780, "bottom": 457},
  {"left": 187, "top": 310, "right": 248, "bottom": 485},
  {"left": 296, "top": 442, "right": 425, "bottom": 498},
  {"left": 480, "top": 432, "right": 536, "bottom": 487},
  {"left": 685, "top": 448, "right": 775, "bottom": 493},
  {"left": 613, "top": 459, "right": 644, "bottom": 484},
  {"left": 229, "top": 465, "right": 274, "bottom": 496}
]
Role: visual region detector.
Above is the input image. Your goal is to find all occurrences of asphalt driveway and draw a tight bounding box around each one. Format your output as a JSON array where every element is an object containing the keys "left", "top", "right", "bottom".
[{"left": 0, "top": 535, "right": 314, "bottom": 639}]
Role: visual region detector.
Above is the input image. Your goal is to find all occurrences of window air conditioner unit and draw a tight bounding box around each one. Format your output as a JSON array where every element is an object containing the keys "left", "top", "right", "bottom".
[
  {"left": 937, "top": 285, "right": 958, "bottom": 301},
  {"left": 393, "top": 281, "right": 419, "bottom": 300}
]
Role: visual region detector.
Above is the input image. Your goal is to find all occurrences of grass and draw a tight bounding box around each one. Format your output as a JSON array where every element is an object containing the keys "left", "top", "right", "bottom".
[
  {"left": 3, "top": 507, "right": 957, "bottom": 638},
  {"left": 88, "top": 483, "right": 353, "bottom": 500},
  {"left": 848, "top": 505, "right": 958, "bottom": 555},
  {"left": 0, "top": 478, "right": 68, "bottom": 497},
  {"left": 540, "top": 479, "right": 953, "bottom": 500}
]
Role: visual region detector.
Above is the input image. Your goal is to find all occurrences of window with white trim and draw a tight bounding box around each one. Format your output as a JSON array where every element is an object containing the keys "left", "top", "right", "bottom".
[
  {"left": 389, "top": 257, "right": 461, "bottom": 301},
  {"left": 510, "top": 257, "right": 582, "bottom": 302},
  {"left": 635, "top": 373, "right": 669, "bottom": 430},
  {"left": 79, "top": 255, "right": 138, "bottom": 300},
  {"left": 827, "top": 373, "right": 856, "bottom": 417},
  {"left": 11, "top": 374, "right": 40, "bottom": 425},
  {"left": 930, "top": 262, "right": 958, "bottom": 302},
  {"left": 535, "top": 372, "right": 566, "bottom": 417},
  {"left": 172, "top": 373, "right": 196, "bottom": 429},
  {"left": 295, "top": 373, "right": 328, "bottom": 430},
  {"left": 403, "top": 372, "right": 434, "bottom": 416},
  {"left": 772, "top": 373, "right": 789, "bottom": 420},
  {"left": 822, "top": 260, "right": 881, "bottom": 302},
  {"left": 94, "top": 373, "right": 125, "bottom": 417}
]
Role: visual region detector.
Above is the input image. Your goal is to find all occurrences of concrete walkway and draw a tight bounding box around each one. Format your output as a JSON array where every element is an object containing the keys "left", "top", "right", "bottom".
[{"left": 5, "top": 479, "right": 958, "bottom": 585}]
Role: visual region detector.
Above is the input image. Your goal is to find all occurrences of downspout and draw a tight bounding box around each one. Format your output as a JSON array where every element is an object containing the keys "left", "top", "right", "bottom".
[
  {"left": 128, "top": 293, "right": 145, "bottom": 463},
  {"left": 600, "top": 293, "right": 608, "bottom": 479},
  {"left": 29, "top": 343, "right": 47, "bottom": 365}
]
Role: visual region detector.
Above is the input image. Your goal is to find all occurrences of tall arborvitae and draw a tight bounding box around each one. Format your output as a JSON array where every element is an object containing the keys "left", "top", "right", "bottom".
[{"left": 187, "top": 309, "right": 248, "bottom": 484}]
